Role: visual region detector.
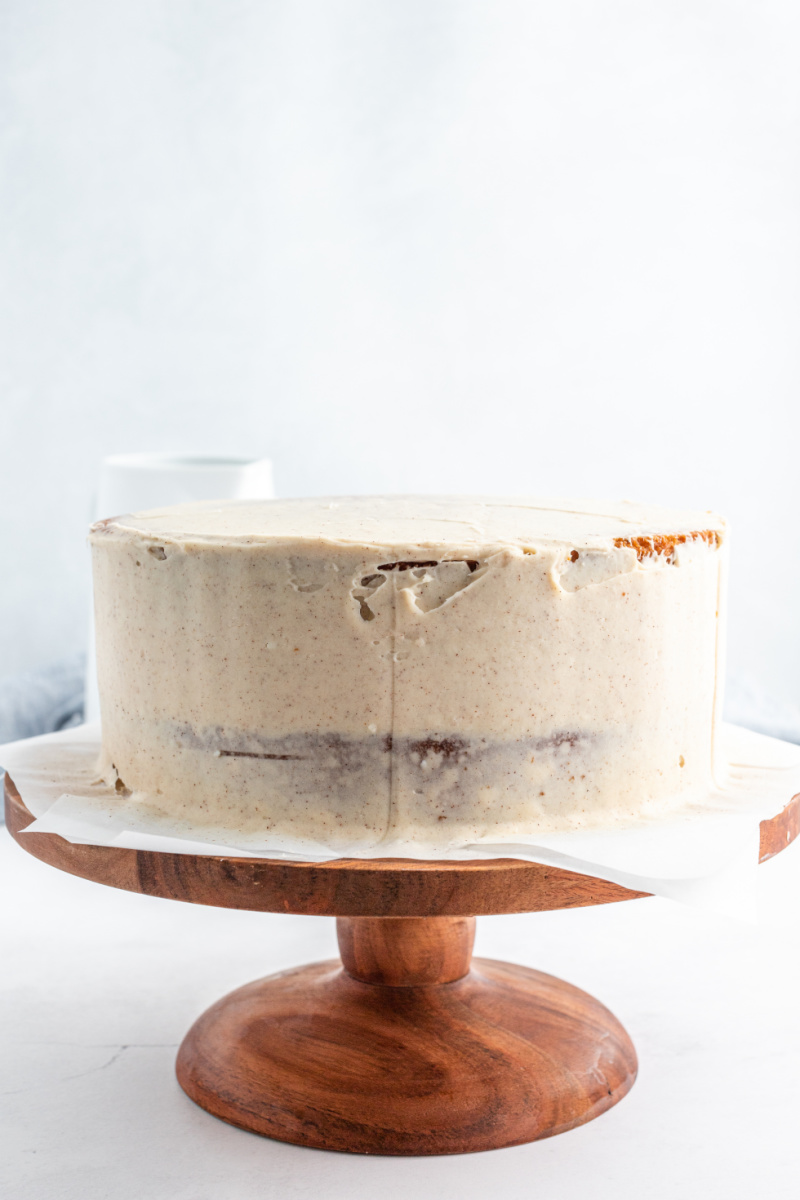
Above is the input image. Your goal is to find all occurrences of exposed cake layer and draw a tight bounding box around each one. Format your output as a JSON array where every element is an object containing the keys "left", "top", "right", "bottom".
[{"left": 90, "top": 496, "right": 727, "bottom": 848}]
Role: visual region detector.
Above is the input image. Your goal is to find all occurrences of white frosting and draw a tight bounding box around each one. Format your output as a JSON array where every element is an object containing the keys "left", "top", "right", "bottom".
[
  {"left": 89, "top": 495, "right": 726, "bottom": 850},
  {"left": 103, "top": 494, "right": 722, "bottom": 550}
]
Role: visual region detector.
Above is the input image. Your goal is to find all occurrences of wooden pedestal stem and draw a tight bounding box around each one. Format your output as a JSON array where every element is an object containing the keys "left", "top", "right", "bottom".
[
  {"left": 336, "top": 916, "right": 476, "bottom": 986},
  {"left": 5, "top": 774, "right": 799, "bottom": 1156}
]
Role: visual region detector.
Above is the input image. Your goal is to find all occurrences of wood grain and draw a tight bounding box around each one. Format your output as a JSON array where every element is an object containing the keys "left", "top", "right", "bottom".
[
  {"left": 6, "top": 775, "right": 797, "bottom": 917},
  {"left": 176, "top": 920, "right": 638, "bottom": 1154},
  {"left": 6, "top": 765, "right": 798, "bottom": 1155},
  {"left": 336, "top": 916, "right": 476, "bottom": 985}
]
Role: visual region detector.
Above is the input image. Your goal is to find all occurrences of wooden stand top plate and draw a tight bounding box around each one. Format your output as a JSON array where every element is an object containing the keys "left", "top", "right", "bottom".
[{"left": 5, "top": 774, "right": 799, "bottom": 917}]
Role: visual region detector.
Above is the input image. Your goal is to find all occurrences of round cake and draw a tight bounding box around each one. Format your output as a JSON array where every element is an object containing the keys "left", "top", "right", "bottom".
[{"left": 89, "top": 496, "right": 727, "bottom": 851}]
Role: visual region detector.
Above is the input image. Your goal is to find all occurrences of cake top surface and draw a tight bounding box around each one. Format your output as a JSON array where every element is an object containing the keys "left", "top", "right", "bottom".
[{"left": 92, "top": 495, "right": 725, "bottom": 555}]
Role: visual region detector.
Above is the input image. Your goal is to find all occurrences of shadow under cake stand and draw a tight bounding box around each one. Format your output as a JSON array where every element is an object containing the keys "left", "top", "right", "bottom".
[{"left": 6, "top": 774, "right": 799, "bottom": 1156}]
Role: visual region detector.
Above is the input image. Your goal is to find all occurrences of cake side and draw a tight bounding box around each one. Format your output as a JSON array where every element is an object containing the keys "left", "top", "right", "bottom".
[{"left": 89, "top": 496, "right": 727, "bottom": 850}]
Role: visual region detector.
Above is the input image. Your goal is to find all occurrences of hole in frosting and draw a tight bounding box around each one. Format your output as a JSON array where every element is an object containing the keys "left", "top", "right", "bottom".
[
  {"left": 614, "top": 529, "right": 721, "bottom": 562},
  {"left": 147, "top": 545, "right": 167, "bottom": 560},
  {"left": 108, "top": 762, "right": 132, "bottom": 796},
  {"left": 352, "top": 571, "right": 386, "bottom": 621},
  {"left": 219, "top": 749, "right": 303, "bottom": 761},
  {"left": 377, "top": 559, "right": 480, "bottom": 573},
  {"left": 378, "top": 559, "right": 441, "bottom": 571}
]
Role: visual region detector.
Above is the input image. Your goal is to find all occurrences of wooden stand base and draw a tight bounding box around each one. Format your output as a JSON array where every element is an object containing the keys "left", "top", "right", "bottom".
[
  {"left": 176, "top": 917, "right": 637, "bottom": 1155},
  {"left": 7, "top": 775, "right": 797, "bottom": 1157}
]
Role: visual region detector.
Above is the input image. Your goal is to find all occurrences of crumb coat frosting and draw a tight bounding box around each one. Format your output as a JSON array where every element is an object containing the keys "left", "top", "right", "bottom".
[{"left": 89, "top": 495, "right": 727, "bottom": 850}]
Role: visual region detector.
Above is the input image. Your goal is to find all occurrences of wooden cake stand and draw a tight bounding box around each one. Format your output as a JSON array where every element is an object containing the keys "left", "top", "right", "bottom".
[{"left": 5, "top": 773, "right": 799, "bottom": 1156}]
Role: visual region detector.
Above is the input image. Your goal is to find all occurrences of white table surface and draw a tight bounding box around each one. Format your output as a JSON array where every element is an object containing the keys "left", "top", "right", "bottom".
[{"left": 2, "top": 826, "right": 799, "bottom": 1200}]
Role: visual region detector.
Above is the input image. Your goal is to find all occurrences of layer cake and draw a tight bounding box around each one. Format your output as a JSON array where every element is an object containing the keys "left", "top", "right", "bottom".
[{"left": 89, "top": 496, "right": 727, "bottom": 850}]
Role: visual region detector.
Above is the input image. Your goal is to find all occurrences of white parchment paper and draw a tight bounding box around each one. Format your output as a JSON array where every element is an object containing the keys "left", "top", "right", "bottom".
[{"left": 3, "top": 722, "right": 799, "bottom": 920}]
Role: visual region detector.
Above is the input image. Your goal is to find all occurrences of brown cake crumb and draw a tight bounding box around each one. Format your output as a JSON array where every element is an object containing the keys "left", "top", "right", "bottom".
[{"left": 614, "top": 529, "right": 721, "bottom": 562}]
